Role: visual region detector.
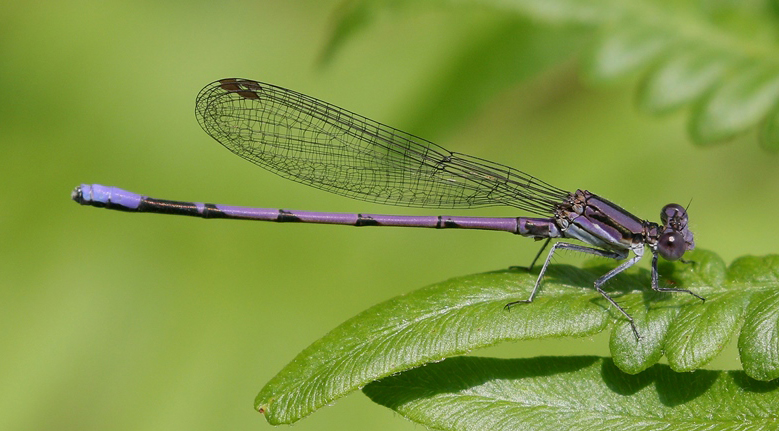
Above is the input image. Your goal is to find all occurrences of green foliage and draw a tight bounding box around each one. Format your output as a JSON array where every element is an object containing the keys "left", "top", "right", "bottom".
[
  {"left": 393, "top": 17, "right": 583, "bottom": 139},
  {"left": 323, "top": 1, "right": 586, "bottom": 139},
  {"left": 363, "top": 356, "right": 779, "bottom": 431},
  {"left": 325, "top": 0, "right": 779, "bottom": 149},
  {"left": 256, "top": 250, "right": 779, "bottom": 425}
]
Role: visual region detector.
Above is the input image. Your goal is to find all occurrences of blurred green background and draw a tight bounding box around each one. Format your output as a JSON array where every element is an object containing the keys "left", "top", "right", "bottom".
[{"left": 2, "top": 1, "right": 778, "bottom": 430}]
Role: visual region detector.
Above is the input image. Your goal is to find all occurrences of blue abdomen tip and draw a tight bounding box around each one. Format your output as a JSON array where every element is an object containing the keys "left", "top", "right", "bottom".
[{"left": 71, "top": 184, "right": 142, "bottom": 210}]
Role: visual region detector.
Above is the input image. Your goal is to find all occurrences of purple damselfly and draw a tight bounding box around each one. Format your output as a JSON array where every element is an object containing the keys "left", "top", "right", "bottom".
[{"left": 72, "top": 78, "right": 705, "bottom": 340}]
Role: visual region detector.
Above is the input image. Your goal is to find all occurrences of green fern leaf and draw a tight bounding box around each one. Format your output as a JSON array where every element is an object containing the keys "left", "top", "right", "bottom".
[
  {"left": 363, "top": 356, "right": 779, "bottom": 431},
  {"left": 255, "top": 250, "right": 779, "bottom": 424}
]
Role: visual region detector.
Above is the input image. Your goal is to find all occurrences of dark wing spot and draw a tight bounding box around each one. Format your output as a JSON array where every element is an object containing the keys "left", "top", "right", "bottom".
[
  {"left": 238, "top": 79, "right": 262, "bottom": 91},
  {"left": 218, "top": 78, "right": 261, "bottom": 99},
  {"left": 218, "top": 78, "right": 242, "bottom": 92},
  {"left": 236, "top": 90, "right": 260, "bottom": 100}
]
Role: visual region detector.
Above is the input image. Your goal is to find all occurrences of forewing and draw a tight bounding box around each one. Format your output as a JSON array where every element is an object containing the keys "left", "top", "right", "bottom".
[{"left": 195, "top": 79, "right": 569, "bottom": 214}]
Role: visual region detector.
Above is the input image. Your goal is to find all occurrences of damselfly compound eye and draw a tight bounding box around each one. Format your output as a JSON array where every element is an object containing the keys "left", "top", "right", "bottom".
[
  {"left": 658, "top": 231, "right": 686, "bottom": 261},
  {"left": 660, "top": 203, "right": 687, "bottom": 226},
  {"left": 661, "top": 203, "right": 687, "bottom": 226}
]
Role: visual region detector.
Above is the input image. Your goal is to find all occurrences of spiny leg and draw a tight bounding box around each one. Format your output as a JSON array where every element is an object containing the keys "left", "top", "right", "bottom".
[
  {"left": 504, "top": 242, "right": 623, "bottom": 308},
  {"left": 650, "top": 253, "right": 706, "bottom": 301},
  {"left": 591, "top": 253, "right": 645, "bottom": 340}
]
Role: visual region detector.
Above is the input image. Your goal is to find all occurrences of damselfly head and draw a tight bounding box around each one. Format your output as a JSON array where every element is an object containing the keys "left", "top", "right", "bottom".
[{"left": 657, "top": 203, "right": 694, "bottom": 260}]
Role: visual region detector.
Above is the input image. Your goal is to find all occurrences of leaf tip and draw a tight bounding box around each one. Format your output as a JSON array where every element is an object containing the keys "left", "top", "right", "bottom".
[{"left": 255, "top": 395, "right": 273, "bottom": 417}]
